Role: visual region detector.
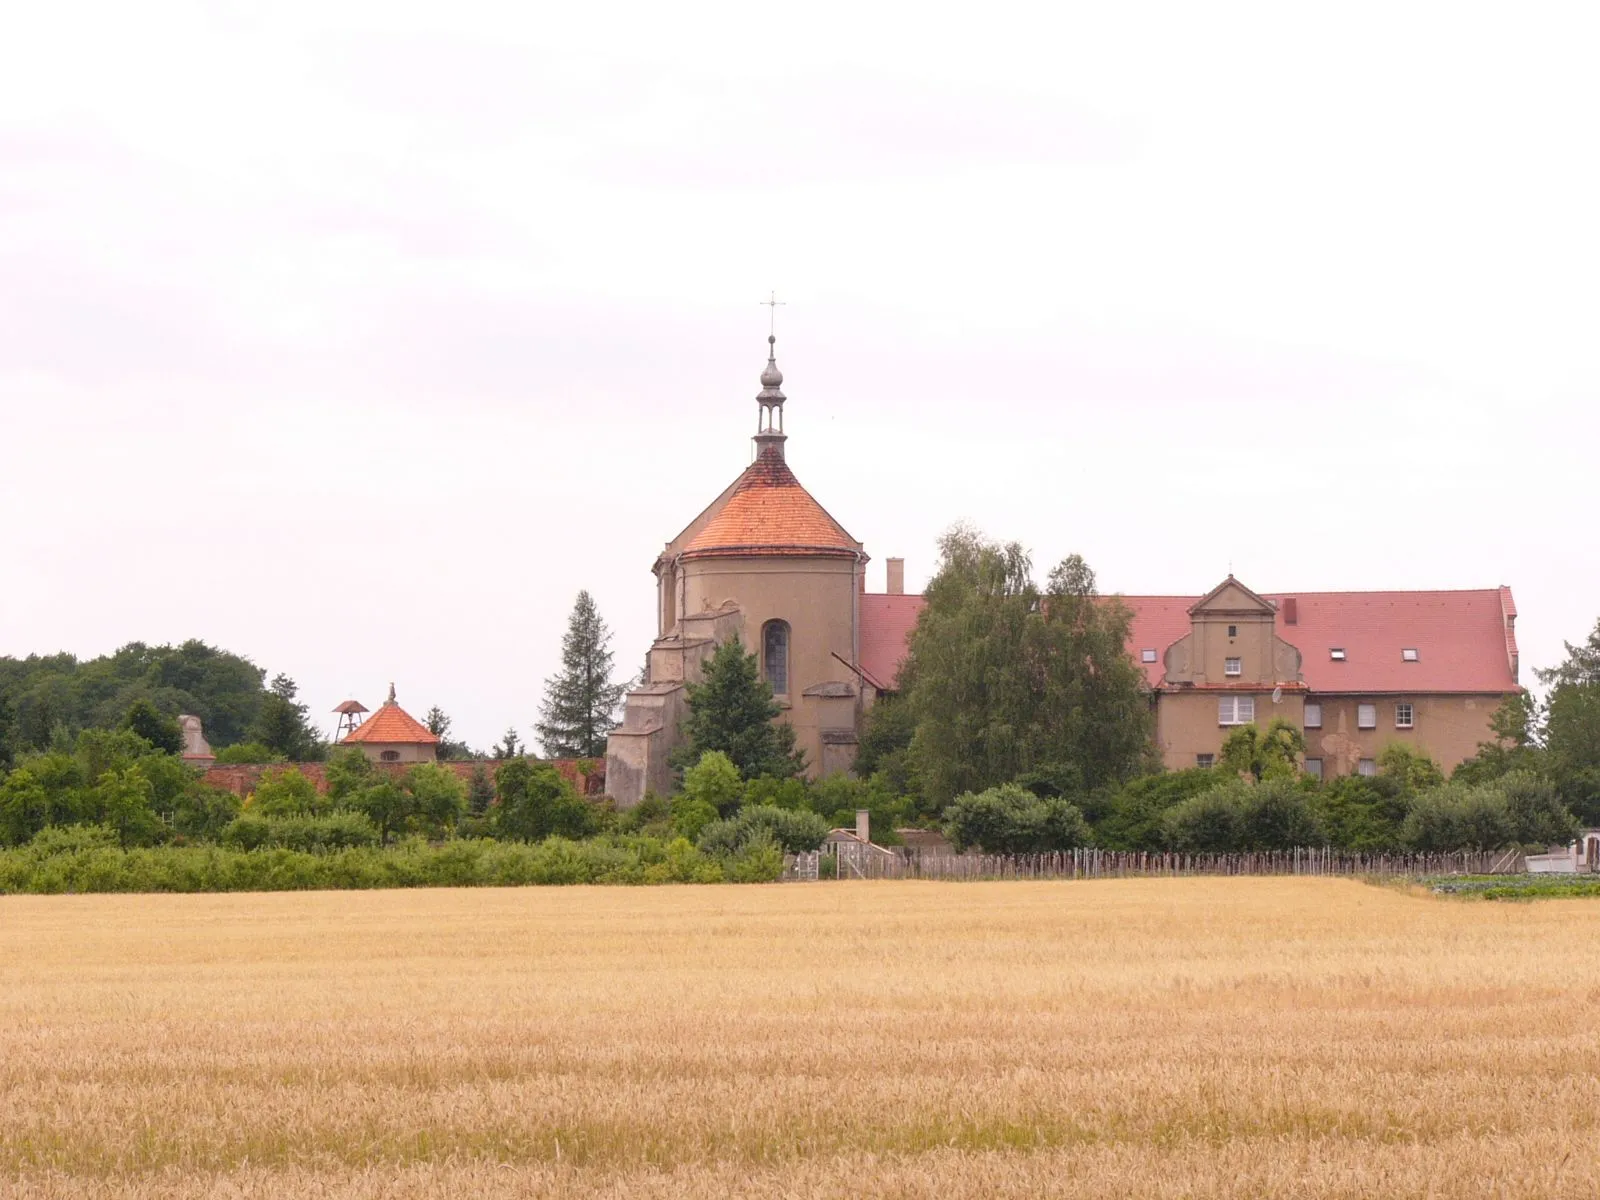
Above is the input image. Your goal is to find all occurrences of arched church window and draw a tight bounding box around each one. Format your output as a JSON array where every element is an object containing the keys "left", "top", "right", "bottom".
[
  {"left": 763, "top": 620, "right": 790, "bottom": 696},
  {"left": 380, "top": 750, "right": 400, "bottom": 762}
]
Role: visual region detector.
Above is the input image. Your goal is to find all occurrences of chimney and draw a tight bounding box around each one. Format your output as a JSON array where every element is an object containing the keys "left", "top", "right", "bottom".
[
  {"left": 1283, "top": 597, "right": 1298, "bottom": 626},
  {"left": 855, "top": 809, "right": 870, "bottom": 843},
  {"left": 886, "top": 558, "right": 905, "bottom": 595}
]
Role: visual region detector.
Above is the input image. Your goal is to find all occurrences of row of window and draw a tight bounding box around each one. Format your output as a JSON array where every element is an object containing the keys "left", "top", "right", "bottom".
[
  {"left": 1199, "top": 754, "right": 1377, "bottom": 778},
  {"left": 1303, "top": 702, "right": 1413, "bottom": 729},
  {"left": 1223, "top": 700, "right": 1416, "bottom": 728}
]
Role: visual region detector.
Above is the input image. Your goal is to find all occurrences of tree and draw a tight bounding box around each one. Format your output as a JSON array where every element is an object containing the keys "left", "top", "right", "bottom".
[
  {"left": 349, "top": 781, "right": 410, "bottom": 845},
  {"left": 251, "top": 767, "right": 326, "bottom": 817},
  {"left": 536, "top": 591, "right": 627, "bottom": 758},
  {"left": 401, "top": 763, "right": 468, "bottom": 838},
  {"left": 903, "top": 528, "right": 1155, "bottom": 809},
  {"left": 679, "top": 751, "right": 745, "bottom": 818},
  {"left": 1538, "top": 617, "right": 1600, "bottom": 824},
  {"left": 0, "top": 769, "right": 50, "bottom": 846},
  {"left": 493, "top": 727, "right": 524, "bottom": 759},
  {"left": 1453, "top": 693, "right": 1544, "bottom": 784},
  {"left": 92, "top": 765, "right": 162, "bottom": 847},
  {"left": 1500, "top": 771, "right": 1578, "bottom": 847},
  {"left": 120, "top": 700, "right": 183, "bottom": 756},
  {"left": 1376, "top": 742, "right": 1445, "bottom": 792},
  {"left": 324, "top": 746, "right": 375, "bottom": 805},
  {"left": 674, "top": 636, "right": 804, "bottom": 781},
  {"left": 424, "top": 707, "right": 472, "bottom": 761},
  {"left": 249, "top": 675, "right": 324, "bottom": 762},
  {"left": 466, "top": 763, "right": 495, "bottom": 816},
  {"left": 1218, "top": 720, "right": 1305, "bottom": 782},
  {"left": 492, "top": 759, "right": 598, "bottom": 841}
]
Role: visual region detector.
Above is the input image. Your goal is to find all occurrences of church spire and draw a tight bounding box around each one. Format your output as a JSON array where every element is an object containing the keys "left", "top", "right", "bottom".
[{"left": 753, "top": 334, "right": 787, "bottom": 459}]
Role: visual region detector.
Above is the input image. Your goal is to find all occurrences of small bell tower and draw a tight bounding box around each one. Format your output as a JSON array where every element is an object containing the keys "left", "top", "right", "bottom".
[{"left": 754, "top": 334, "right": 787, "bottom": 459}]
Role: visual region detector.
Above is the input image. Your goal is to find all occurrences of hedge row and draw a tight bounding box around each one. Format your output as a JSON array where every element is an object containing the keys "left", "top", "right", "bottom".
[{"left": 0, "top": 826, "right": 772, "bottom": 893}]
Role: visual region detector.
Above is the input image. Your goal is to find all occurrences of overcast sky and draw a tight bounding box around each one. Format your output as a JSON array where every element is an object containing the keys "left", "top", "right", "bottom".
[{"left": 2, "top": 2, "right": 1596, "bottom": 750}]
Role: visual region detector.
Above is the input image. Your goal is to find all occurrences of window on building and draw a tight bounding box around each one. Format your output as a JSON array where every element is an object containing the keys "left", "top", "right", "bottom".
[
  {"left": 1304, "top": 702, "right": 1322, "bottom": 728},
  {"left": 1141, "top": 648, "right": 1158, "bottom": 663},
  {"left": 1225, "top": 657, "right": 1242, "bottom": 676},
  {"left": 1196, "top": 753, "right": 1215, "bottom": 769},
  {"left": 1305, "top": 757, "right": 1323, "bottom": 780},
  {"left": 1227, "top": 624, "right": 1238, "bottom": 638},
  {"left": 1330, "top": 648, "right": 1346, "bottom": 661},
  {"left": 762, "top": 620, "right": 790, "bottom": 695},
  {"left": 1357, "top": 758, "right": 1377, "bottom": 777},
  {"left": 1402, "top": 648, "right": 1419, "bottom": 662},
  {"left": 1357, "top": 703, "right": 1377, "bottom": 729},
  {"left": 1218, "top": 696, "right": 1256, "bottom": 725},
  {"left": 380, "top": 750, "right": 399, "bottom": 762},
  {"left": 1395, "top": 703, "right": 1414, "bottom": 729}
]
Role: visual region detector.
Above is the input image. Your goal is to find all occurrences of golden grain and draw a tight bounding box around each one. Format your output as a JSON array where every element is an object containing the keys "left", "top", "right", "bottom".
[{"left": 2, "top": 879, "right": 1598, "bottom": 1197}]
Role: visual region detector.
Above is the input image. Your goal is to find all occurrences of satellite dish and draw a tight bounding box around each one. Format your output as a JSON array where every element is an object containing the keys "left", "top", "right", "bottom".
[{"left": 1271, "top": 687, "right": 1283, "bottom": 704}]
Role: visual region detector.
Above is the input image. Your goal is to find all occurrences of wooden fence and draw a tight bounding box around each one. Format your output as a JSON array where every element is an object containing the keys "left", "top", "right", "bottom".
[{"left": 784, "top": 846, "right": 1521, "bottom": 882}]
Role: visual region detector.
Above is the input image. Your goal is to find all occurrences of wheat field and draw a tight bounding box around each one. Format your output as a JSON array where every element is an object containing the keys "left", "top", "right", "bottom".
[{"left": 2, "top": 880, "right": 1598, "bottom": 1199}]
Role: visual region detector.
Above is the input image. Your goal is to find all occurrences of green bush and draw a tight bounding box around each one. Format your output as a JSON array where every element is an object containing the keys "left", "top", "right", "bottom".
[
  {"left": 943, "top": 783, "right": 1090, "bottom": 854},
  {"left": 697, "top": 804, "right": 829, "bottom": 856},
  {"left": 726, "top": 832, "right": 784, "bottom": 882},
  {"left": 0, "top": 831, "right": 732, "bottom": 893},
  {"left": 1402, "top": 783, "right": 1516, "bottom": 851},
  {"left": 1162, "top": 778, "right": 1323, "bottom": 851},
  {"left": 222, "top": 812, "right": 381, "bottom": 852}
]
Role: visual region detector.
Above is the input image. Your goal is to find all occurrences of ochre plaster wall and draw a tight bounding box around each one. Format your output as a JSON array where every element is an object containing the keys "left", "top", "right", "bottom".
[
  {"left": 1303, "top": 694, "right": 1500, "bottom": 777},
  {"left": 679, "top": 554, "right": 863, "bottom": 778}
]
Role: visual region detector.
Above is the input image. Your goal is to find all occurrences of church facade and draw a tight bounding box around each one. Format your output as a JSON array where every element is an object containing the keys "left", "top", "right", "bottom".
[
  {"left": 605, "top": 337, "right": 886, "bottom": 807},
  {"left": 605, "top": 340, "right": 1523, "bottom": 808}
]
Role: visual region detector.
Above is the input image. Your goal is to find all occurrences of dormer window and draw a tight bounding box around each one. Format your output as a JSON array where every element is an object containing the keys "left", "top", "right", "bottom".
[
  {"left": 1141, "top": 648, "right": 1158, "bottom": 663},
  {"left": 1330, "top": 648, "right": 1346, "bottom": 661},
  {"left": 1402, "top": 648, "right": 1419, "bottom": 662}
]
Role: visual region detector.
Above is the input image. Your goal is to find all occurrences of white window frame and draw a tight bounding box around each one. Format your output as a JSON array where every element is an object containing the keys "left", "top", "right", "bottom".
[
  {"left": 1141, "top": 648, "right": 1158, "bottom": 663},
  {"left": 1357, "top": 703, "right": 1377, "bottom": 730},
  {"left": 1305, "top": 757, "right": 1323, "bottom": 780},
  {"left": 1330, "top": 648, "right": 1346, "bottom": 661},
  {"left": 1224, "top": 657, "right": 1242, "bottom": 676},
  {"left": 1304, "top": 702, "right": 1322, "bottom": 729},
  {"left": 1357, "top": 758, "right": 1377, "bottom": 777},
  {"left": 1395, "top": 703, "right": 1414, "bottom": 729},
  {"left": 1402, "top": 648, "right": 1419, "bottom": 662},
  {"left": 1196, "top": 753, "right": 1214, "bottom": 769},
  {"left": 1218, "top": 696, "right": 1256, "bottom": 726}
]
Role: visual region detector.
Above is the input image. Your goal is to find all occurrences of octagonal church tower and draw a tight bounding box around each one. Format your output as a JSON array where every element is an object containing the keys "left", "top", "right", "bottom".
[{"left": 604, "top": 336, "right": 869, "bottom": 807}]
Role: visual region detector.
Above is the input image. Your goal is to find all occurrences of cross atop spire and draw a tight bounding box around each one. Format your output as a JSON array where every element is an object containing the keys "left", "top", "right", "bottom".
[{"left": 760, "top": 289, "right": 785, "bottom": 337}]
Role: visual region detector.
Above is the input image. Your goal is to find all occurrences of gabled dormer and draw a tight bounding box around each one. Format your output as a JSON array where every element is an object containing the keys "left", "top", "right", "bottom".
[{"left": 1162, "top": 575, "right": 1303, "bottom": 688}]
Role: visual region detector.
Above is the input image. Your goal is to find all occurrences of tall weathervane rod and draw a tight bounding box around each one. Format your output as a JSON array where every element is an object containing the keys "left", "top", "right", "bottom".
[{"left": 760, "top": 290, "right": 786, "bottom": 337}]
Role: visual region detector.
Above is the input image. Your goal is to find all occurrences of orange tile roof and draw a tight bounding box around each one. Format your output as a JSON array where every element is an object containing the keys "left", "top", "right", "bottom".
[
  {"left": 682, "top": 445, "right": 859, "bottom": 560},
  {"left": 341, "top": 700, "right": 439, "bottom": 745}
]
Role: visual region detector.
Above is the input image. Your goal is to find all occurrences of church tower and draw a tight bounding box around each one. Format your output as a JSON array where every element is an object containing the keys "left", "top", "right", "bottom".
[{"left": 604, "top": 336, "right": 869, "bottom": 807}]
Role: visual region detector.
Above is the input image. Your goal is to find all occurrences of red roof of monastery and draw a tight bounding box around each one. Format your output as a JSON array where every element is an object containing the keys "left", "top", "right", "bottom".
[
  {"left": 681, "top": 444, "right": 859, "bottom": 560},
  {"left": 340, "top": 700, "right": 439, "bottom": 745},
  {"left": 859, "top": 587, "right": 1520, "bottom": 695},
  {"left": 859, "top": 593, "right": 926, "bottom": 691}
]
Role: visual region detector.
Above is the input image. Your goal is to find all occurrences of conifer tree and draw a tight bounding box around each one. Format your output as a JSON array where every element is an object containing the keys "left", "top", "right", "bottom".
[
  {"left": 672, "top": 635, "right": 805, "bottom": 780},
  {"left": 536, "top": 592, "right": 626, "bottom": 758}
]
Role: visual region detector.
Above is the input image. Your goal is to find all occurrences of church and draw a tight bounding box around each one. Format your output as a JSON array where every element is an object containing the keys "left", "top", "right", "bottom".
[{"left": 604, "top": 339, "right": 1523, "bottom": 808}]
